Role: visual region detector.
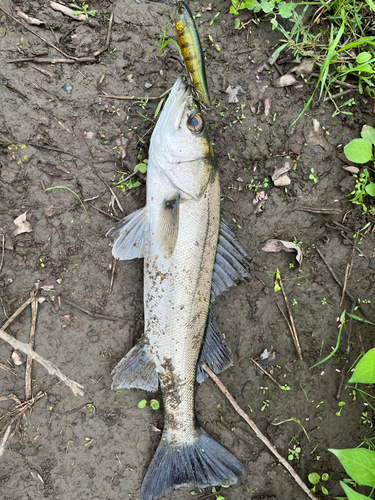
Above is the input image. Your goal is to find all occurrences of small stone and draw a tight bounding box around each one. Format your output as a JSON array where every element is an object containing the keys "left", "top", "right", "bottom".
[
  {"left": 62, "top": 83, "right": 73, "bottom": 94},
  {"left": 144, "top": 82, "right": 152, "bottom": 89}
]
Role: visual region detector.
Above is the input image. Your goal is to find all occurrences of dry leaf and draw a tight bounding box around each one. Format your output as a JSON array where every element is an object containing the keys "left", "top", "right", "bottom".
[
  {"left": 272, "top": 157, "right": 293, "bottom": 181},
  {"left": 342, "top": 166, "right": 359, "bottom": 174},
  {"left": 12, "top": 350, "right": 25, "bottom": 366},
  {"left": 15, "top": 7, "right": 43, "bottom": 25},
  {"left": 288, "top": 60, "right": 314, "bottom": 77},
  {"left": 13, "top": 212, "right": 32, "bottom": 237},
  {"left": 273, "top": 173, "right": 291, "bottom": 187},
  {"left": 225, "top": 85, "right": 244, "bottom": 103},
  {"left": 306, "top": 119, "right": 330, "bottom": 152},
  {"left": 261, "top": 239, "right": 303, "bottom": 265},
  {"left": 273, "top": 75, "right": 297, "bottom": 88}
]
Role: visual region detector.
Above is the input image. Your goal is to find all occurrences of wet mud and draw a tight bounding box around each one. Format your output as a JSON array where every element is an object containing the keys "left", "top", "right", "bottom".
[{"left": 1, "top": 1, "right": 375, "bottom": 499}]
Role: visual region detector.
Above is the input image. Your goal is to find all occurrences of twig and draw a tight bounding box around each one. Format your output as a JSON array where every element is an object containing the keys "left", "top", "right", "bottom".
[
  {"left": 292, "top": 206, "right": 341, "bottom": 214},
  {"left": 62, "top": 297, "right": 120, "bottom": 321},
  {"left": 340, "top": 264, "right": 350, "bottom": 308},
  {"left": 336, "top": 302, "right": 355, "bottom": 399},
  {"left": 0, "top": 329, "right": 84, "bottom": 397},
  {"left": 0, "top": 363, "right": 16, "bottom": 376},
  {"left": 315, "top": 246, "right": 356, "bottom": 303},
  {"left": 201, "top": 363, "right": 319, "bottom": 500},
  {"left": 341, "top": 233, "right": 369, "bottom": 261},
  {"left": 106, "top": 11, "right": 114, "bottom": 48},
  {"left": 250, "top": 358, "right": 284, "bottom": 390},
  {"left": 49, "top": 1, "right": 88, "bottom": 22},
  {"left": 0, "top": 231, "right": 4, "bottom": 273},
  {"left": 7, "top": 57, "right": 95, "bottom": 64},
  {"left": 324, "top": 88, "right": 355, "bottom": 102},
  {"left": 25, "top": 293, "right": 38, "bottom": 400},
  {"left": 1, "top": 392, "right": 44, "bottom": 434},
  {"left": 278, "top": 279, "right": 302, "bottom": 360},
  {"left": 88, "top": 203, "right": 120, "bottom": 221},
  {"left": 109, "top": 258, "right": 116, "bottom": 294},
  {"left": 275, "top": 299, "right": 296, "bottom": 347},
  {"left": 30, "top": 65, "right": 56, "bottom": 78},
  {"left": 102, "top": 87, "right": 172, "bottom": 101},
  {"left": 0, "top": 425, "right": 12, "bottom": 458},
  {"left": 1, "top": 294, "right": 35, "bottom": 331}
]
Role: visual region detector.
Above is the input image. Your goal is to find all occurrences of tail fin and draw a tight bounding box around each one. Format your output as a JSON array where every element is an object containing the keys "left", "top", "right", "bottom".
[{"left": 141, "top": 428, "right": 245, "bottom": 500}]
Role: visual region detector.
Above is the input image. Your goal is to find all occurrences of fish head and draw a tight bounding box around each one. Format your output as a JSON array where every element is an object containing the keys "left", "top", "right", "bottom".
[{"left": 150, "top": 76, "right": 216, "bottom": 200}]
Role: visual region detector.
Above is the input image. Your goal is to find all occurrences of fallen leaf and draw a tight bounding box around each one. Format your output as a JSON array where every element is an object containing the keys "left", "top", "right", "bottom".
[
  {"left": 272, "top": 157, "right": 293, "bottom": 181},
  {"left": 225, "top": 85, "right": 244, "bottom": 103},
  {"left": 261, "top": 97, "right": 272, "bottom": 122},
  {"left": 289, "top": 135, "right": 302, "bottom": 155},
  {"left": 13, "top": 212, "right": 32, "bottom": 237},
  {"left": 150, "top": 424, "right": 162, "bottom": 434},
  {"left": 261, "top": 239, "right": 303, "bottom": 265},
  {"left": 42, "top": 164, "right": 73, "bottom": 180},
  {"left": 12, "top": 350, "right": 25, "bottom": 366},
  {"left": 342, "top": 166, "right": 360, "bottom": 174},
  {"left": 288, "top": 59, "right": 314, "bottom": 77},
  {"left": 15, "top": 7, "right": 43, "bottom": 25},
  {"left": 273, "top": 173, "right": 291, "bottom": 187},
  {"left": 113, "top": 133, "right": 134, "bottom": 159},
  {"left": 201, "top": 3, "right": 212, "bottom": 11},
  {"left": 273, "top": 75, "right": 297, "bottom": 88},
  {"left": 306, "top": 119, "right": 330, "bottom": 152},
  {"left": 44, "top": 205, "right": 55, "bottom": 217}
]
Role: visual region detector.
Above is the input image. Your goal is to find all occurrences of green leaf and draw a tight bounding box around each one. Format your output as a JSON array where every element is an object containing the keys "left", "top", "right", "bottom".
[
  {"left": 308, "top": 473, "right": 320, "bottom": 485},
  {"left": 349, "top": 348, "right": 375, "bottom": 384},
  {"left": 329, "top": 448, "right": 375, "bottom": 487},
  {"left": 346, "top": 312, "right": 375, "bottom": 326},
  {"left": 321, "top": 485, "right": 329, "bottom": 495},
  {"left": 322, "top": 473, "right": 329, "bottom": 481},
  {"left": 138, "top": 399, "right": 147, "bottom": 408},
  {"left": 344, "top": 139, "right": 373, "bottom": 163},
  {"left": 340, "top": 481, "right": 371, "bottom": 500},
  {"left": 365, "top": 183, "right": 375, "bottom": 196},
  {"left": 154, "top": 97, "right": 165, "bottom": 118},
  {"left": 278, "top": 1, "right": 296, "bottom": 18},
  {"left": 356, "top": 52, "right": 372, "bottom": 64},
  {"left": 150, "top": 399, "right": 160, "bottom": 410},
  {"left": 135, "top": 162, "right": 147, "bottom": 174},
  {"left": 361, "top": 125, "right": 375, "bottom": 145}
]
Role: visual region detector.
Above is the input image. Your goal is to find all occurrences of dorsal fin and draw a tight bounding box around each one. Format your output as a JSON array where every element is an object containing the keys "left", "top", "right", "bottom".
[{"left": 210, "top": 218, "right": 250, "bottom": 302}]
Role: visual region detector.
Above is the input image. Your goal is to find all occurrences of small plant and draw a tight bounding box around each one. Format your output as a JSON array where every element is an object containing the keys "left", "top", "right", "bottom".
[
  {"left": 158, "top": 21, "right": 182, "bottom": 57},
  {"left": 261, "top": 399, "right": 269, "bottom": 411},
  {"left": 308, "top": 472, "right": 329, "bottom": 495},
  {"left": 292, "top": 299, "right": 298, "bottom": 306},
  {"left": 345, "top": 125, "right": 375, "bottom": 214},
  {"left": 70, "top": 2, "right": 97, "bottom": 17},
  {"left": 138, "top": 399, "right": 160, "bottom": 410},
  {"left": 309, "top": 168, "right": 317, "bottom": 183},
  {"left": 288, "top": 444, "right": 301, "bottom": 461},
  {"left": 321, "top": 298, "right": 327, "bottom": 305},
  {"left": 335, "top": 401, "right": 345, "bottom": 417}
]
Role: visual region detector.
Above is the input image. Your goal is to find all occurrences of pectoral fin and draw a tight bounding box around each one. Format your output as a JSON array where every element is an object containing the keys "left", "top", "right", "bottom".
[
  {"left": 107, "top": 207, "right": 149, "bottom": 260},
  {"left": 157, "top": 194, "right": 180, "bottom": 258}
]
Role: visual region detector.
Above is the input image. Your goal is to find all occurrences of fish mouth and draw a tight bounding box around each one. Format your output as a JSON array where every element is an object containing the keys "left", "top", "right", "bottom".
[{"left": 160, "top": 76, "right": 193, "bottom": 131}]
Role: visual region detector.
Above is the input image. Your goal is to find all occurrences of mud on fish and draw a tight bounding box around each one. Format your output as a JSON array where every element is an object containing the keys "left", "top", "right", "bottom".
[{"left": 108, "top": 76, "right": 250, "bottom": 500}]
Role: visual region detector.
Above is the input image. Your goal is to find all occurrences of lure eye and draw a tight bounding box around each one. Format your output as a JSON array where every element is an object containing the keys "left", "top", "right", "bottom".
[
  {"left": 188, "top": 114, "right": 204, "bottom": 133},
  {"left": 178, "top": 6, "right": 184, "bottom": 14}
]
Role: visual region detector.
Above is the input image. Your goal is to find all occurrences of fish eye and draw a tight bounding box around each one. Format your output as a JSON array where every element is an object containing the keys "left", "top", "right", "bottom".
[{"left": 188, "top": 114, "right": 204, "bottom": 133}]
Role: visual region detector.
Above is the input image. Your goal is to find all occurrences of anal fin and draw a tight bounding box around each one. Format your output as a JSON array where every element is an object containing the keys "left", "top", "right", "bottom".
[
  {"left": 196, "top": 312, "right": 233, "bottom": 383},
  {"left": 111, "top": 341, "right": 158, "bottom": 392},
  {"left": 107, "top": 206, "right": 149, "bottom": 260}
]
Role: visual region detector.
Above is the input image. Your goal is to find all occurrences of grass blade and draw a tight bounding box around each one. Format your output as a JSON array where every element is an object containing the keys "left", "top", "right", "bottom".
[{"left": 45, "top": 186, "right": 87, "bottom": 212}]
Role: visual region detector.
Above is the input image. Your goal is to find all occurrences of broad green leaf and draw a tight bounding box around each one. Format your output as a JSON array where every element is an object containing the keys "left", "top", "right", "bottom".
[
  {"left": 344, "top": 139, "right": 373, "bottom": 163},
  {"left": 278, "top": 1, "right": 296, "bottom": 17},
  {"left": 361, "top": 125, "right": 375, "bottom": 145},
  {"left": 365, "top": 183, "right": 375, "bottom": 196},
  {"left": 340, "top": 481, "right": 371, "bottom": 500},
  {"left": 356, "top": 52, "right": 372, "bottom": 64},
  {"left": 150, "top": 399, "right": 160, "bottom": 410},
  {"left": 138, "top": 399, "right": 147, "bottom": 408},
  {"left": 260, "top": 0, "right": 273, "bottom": 13},
  {"left": 329, "top": 448, "right": 375, "bottom": 487},
  {"left": 308, "top": 473, "right": 320, "bottom": 485},
  {"left": 349, "top": 348, "right": 375, "bottom": 384}
]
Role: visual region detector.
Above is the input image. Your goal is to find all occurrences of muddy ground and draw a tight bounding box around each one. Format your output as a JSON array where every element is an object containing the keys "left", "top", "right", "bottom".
[{"left": 1, "top": 1, "right": 375, "bottom": 499}]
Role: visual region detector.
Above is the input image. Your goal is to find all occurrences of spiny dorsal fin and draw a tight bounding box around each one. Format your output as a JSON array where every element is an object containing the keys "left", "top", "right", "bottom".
[
  {"left": 196, "top": 312, "right": 233, "bottom": 383},
  {"left": 157, "top": 193, "right": 180, "bottom": 258},
  {"left": 210, "top": 218, "right": 250, "bottom": 302},
  {"left": 107, "top": 206, "right": 149, "bottom": 260}
]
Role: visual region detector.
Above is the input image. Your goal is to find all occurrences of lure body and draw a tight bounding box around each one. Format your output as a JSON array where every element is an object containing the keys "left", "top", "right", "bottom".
[{"left": 175, "top": 1, "right": 211, "bottom": 106}]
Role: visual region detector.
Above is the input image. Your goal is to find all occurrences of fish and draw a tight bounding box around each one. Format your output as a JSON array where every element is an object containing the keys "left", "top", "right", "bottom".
[
  {"left": 108, "top": 76, "right": 250, "bottom": 500},
  {"left": 174, "top": 1, "right": 211, "bottom": 106}
]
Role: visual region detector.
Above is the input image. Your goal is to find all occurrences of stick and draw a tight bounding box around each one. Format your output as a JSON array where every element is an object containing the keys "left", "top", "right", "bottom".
[
  {"left": 201, "top": 363, "right": 319, "bottom": 500},
  {"left": 0, "top": 329, "right": 84, "bottom": 397},
  {"left": 315, "top": 246, "right": 356, "bottom": 303},
  {"left": 7, "top": 57, "right": 95, "bottom": 64},
  {"left": 250, "top": 358, "right": 284, "bottom": 390},
  {"left": 88, "top": 203, "right": 120, "bottom": 221},
  {"left": 30, "top": 65, "right": 55, "bottom": 78},
  {"left": 340, "top": 264, "right": 350, "bottom": 308},
  {"left": 0, "top": 231, "right": 4, "bottom": 273},
  {"left": 49, "top": 1, "right": 88, "bottom": 22},
  {"left": 336, "top": 302, "right": 355, "bottom": 399},
  {"left": 106, "top": 11, "right": 114, "bottom": 48},
  {"left": 275, "top": 299, "right": 295, "bottom": 342},
  {"left": 62, "top": 297, "right": 120, "bottom": 321},
  {"left": 109, "top": 258, "right": 116, "bottom": 294},
  {"left": 0, "top": 425, "right": 12, "bottom": 458},
  {"left": 25, "top": 294, "right": 38, "bottom": 400},
  {"left": 279, "top": 279, "right": 302, "bottom": 360},
  {"left": 102, "top": 87, "right": 172, "bottom": 101},
  {"left": 1, "top": 294, "right": 35, "bottom": 331}
]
